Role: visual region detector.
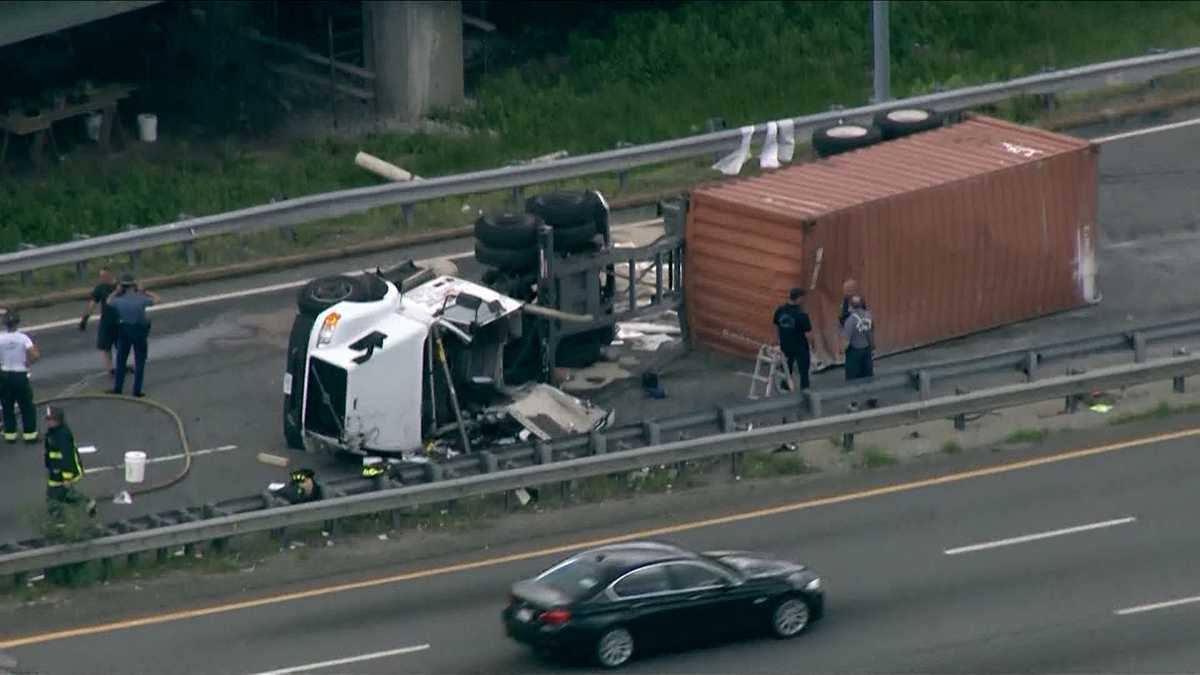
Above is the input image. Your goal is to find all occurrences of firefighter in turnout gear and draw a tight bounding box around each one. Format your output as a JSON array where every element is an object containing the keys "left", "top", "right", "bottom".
[
  {"left": 281, "top": 467, "right": 323, "bottom": 505},
  {"left": 0, "top": 309, "right": 40, "bottom": 443},
  {"left": 44, "top": 406, "right": 96, "bottom": 518}
]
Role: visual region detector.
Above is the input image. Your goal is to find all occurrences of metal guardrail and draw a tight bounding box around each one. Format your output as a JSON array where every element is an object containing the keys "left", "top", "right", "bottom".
[
  {"left": 3, "top": 311, "right": 1200, "bottom": 565},
  {"left": 3, "top": 47, "right": 1200, "bottom": 279},
  {"left": 2, "top": 352, "right": 1199, "bottom": 581}
]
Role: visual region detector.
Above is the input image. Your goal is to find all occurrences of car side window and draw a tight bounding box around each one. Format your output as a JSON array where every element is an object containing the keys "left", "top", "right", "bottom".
[
  {"left": 612, "top": 566, "right": 673, "bottom": 598},
  {"left": 666, "top": 563, "right": 728, "bottom": 591}
]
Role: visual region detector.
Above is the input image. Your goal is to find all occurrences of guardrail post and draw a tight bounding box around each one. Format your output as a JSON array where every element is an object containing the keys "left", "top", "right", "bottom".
[
  {"left": 478, "top": 450, "right": 498, "bottom": 473},
  {"left": 953, "top": 387, "right": 969, "bottom": 431},
  {"left": 425, "top": 463, "right": 444, "bottom": 483},
  {"left": 1064, "top": 367, "right": 1085, "bottom": 413},
  {"left": 643, "top": 421, "right": 662, "bottom": 446},
  {"left": 615, "top": 141, "right": 633, "bottom": 192},
  {"left": 100, "top": 557, "right": 114, "bottom": 581},
  {"left": 804, "top": 390, "right": 822, "bottom": 418},
  {"left": 127, "top": 552, "right": 140, "bottom": 568},
  {"left": 537, "top": 441, "right": 553, "bottom": 465},
  {"left": 841, "top": 403, "right": 857, "bottom": 449},
  {"left": 401, "top": 204, "right": 415, "bottom": 228},
  {"left": 1130, "top": 332, "right": 1148, "bottom": 363},
  {"left": 156, "top": 547, "right": 169, "bottom": 564},
  {"left": 589, "top": 430, "right": 607, "bottom": 455},
  {"left": 511, "top": 186, "right": 524, "bottom": 210},
  {"left": 1174, "top": 347, "right": 1190, "bottom": 392},
  {"left": 1023, "top": 351, "right": 1039, "bottom": 382},
  {"left": 129, "top": 250, "right": 142, "bottom": 277},
  {"left": 719, "top": 408, "right": 736, "bottom": 433},
  {"left": 181, "top": 241, "right": 197, "bottom": 267},
  {"left": 915, "top": 370, "right": 932, "bottom": 400}
]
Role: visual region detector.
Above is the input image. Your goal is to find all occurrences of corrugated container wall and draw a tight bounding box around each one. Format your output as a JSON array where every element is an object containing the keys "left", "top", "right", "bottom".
[{"left": 684, "top": 115, "right": 1099, "bottom": 365}]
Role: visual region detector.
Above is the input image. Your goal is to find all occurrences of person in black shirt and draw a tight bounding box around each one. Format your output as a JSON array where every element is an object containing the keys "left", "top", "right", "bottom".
[
  {"left": 773, "top": 288, "right": 814, "bottom": 391},
  {"left": 280, "top": 467, "right": 324, "bottom": 505},
  {"left": 79, "top": 267, "right": 120, "bottom": 376}
]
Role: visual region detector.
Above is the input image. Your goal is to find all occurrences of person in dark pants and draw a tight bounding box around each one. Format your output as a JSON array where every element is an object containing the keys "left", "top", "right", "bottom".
[
  {"left": 841, "top": 295, "right": 875, "bottom": 382},
  {"left": 773, "top": 288, "right": 814, "bottom": 391},
  {"left": 0, "top": 310, "right": 40, "bottom": 443},
  {"left": 44, "top": 406, "right": 96, "bottom": 518},
  {"left": 108, "top": 274, "right": 160, "bottom": 398},
  {"left": 79, "top": 266, "right": 121, "bottom": 377}
]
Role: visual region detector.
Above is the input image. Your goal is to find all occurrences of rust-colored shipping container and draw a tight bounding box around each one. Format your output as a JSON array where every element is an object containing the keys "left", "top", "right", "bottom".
[{"left": 684, "top": 115, "right": 1099, "bottom": 366}]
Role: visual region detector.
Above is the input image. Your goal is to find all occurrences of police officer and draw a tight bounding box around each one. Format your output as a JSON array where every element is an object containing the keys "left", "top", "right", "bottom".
[
  {"left": 44, "top": 406, "right": 96, "bottom": 518},
  {"left": 0, "top": 309, "right": 40, "bottom": 443},
  {"left": 108, "top": 273, "right": 160, "bottom": 397}
]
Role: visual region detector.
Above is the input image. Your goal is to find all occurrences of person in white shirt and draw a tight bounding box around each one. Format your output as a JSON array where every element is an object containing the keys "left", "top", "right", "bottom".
[{"left": 0, "top": 309, "right": 40, "bottom": 443}]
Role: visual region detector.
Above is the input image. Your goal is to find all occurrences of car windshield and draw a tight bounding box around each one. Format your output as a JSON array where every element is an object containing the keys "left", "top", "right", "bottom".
[{"left": 536, "top": 557, "right": 604, "bottom": 600}]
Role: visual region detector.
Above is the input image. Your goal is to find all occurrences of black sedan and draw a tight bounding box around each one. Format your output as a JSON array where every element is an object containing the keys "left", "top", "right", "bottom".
[{"left": 502, "top": 541, "right": 824, "bottom": 668}]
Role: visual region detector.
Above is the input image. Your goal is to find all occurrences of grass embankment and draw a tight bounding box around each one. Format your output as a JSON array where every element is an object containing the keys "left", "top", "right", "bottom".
[{"left": 5, "top": 1, "right": 1200, "bottom": 297}]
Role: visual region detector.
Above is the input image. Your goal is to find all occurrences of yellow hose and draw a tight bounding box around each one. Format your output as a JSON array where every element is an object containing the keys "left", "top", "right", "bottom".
[{"left": 35, "top": 393, "right": 192, "bottom": 499}]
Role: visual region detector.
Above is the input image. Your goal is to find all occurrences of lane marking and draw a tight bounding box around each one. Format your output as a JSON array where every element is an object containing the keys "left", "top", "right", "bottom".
[
  {"left": 84, "top": 445, "right": 238, "bottom": 474},
  {"left": 1115, "top": 594, "right": 1200, "bottom": 616},
  {"left": 943, "top": 516, "right": 1136, "bottom": 555},
  {"left": 1093, "top": 116, "right": 1200, "bottom": 144},
  {"left": 3, "top": 424, "right": 1198, "bottom": 649},
  {"left": 245, "top": 644, "right": 430, "bottom": 675},
  {"left": 24, "top": 217, "right": 665, "bottom": 335}
]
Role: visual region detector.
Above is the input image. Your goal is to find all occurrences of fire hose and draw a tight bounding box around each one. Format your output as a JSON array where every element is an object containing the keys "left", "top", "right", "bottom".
[{"left": 35, "top": 392, "right": 193, "bottom": 500}]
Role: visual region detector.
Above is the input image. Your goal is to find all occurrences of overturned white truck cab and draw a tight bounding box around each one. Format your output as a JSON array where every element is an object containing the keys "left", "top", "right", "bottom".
[{"left": 282, "top": 262, "right": 612, "bottom": 456}]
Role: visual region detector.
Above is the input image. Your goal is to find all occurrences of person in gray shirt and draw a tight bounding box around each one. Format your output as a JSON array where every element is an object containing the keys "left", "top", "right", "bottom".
[
  {"left": 841, "top": 295, "right": 874, "bottom": 381},
  {"left": 108, "top": 273, "right": 160, "bottom": 397}
]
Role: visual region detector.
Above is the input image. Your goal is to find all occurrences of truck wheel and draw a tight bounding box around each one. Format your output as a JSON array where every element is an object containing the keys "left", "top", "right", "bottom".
[
  {"left": 551, "top": 221, "right": 601, "bottom": 252},
  {"left": 525, "top": 191, "right": 596, "bottom": 227},
  {"left": 812, "top": 123, "right": 882, "bottom": 158},
  {"left": 297, "top": 275, "right": 371, "bottom": 316},
  {"left": 875, "top": 108, "right": 943, "bottom": 140},
  {"left": 475, "top": 242, "right": 538, "bottom": 273},
  {"left": 474, "top": 212, "right": 542, "bottom": 249}
]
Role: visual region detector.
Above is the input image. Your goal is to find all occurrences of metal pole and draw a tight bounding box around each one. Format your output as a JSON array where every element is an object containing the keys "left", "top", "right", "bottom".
[{"left": 872, "top": 0, "right": 890, "bottom": 103}]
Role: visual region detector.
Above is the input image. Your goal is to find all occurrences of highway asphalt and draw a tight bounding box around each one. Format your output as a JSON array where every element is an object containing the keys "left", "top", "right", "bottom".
[
  {"left": 5, "top": 418, "right": 1200, "bottom": 673},
  {"left": 2, "top": 109, "right": 1200, "bottom": 546}
]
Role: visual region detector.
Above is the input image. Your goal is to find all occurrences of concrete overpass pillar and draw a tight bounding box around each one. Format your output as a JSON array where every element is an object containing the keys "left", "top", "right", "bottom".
[{"left": 365, "top": 0, "right": 464, "bottom": 121}]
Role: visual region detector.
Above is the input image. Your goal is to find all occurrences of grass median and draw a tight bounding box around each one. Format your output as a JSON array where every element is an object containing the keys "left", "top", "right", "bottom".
[{"left": 4, "top": 1, "right": 1200, "bottom": 300}]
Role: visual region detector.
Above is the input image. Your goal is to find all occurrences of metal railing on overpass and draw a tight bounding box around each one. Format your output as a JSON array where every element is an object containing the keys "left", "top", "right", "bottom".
[
  {"left": 2, "top": 346, "right": 1199, "bottom": 585},
  {"left": 3, "top": 47, "right": 1200, "bottom": 281}
]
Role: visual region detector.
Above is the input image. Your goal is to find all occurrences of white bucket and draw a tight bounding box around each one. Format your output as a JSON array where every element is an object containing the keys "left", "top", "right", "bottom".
[
  {"left": 124, "top": 451, "right": 147, "bottom": 483},
  {"left": 84, "top": 112, "right": 103, "bottom": 142},
  {"left": 137, "top": 113, "right": 158, "bottom": 143}
]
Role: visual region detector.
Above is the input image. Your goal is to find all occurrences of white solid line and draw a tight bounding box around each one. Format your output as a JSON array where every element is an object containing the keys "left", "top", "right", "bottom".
[
  {"left": 85, "top": 445, "right": 238, "bottom": 474},
  {"left": 246, "top": 644, "right": 431, "bottom": 675},
  {"left": 1093, "top": 116, "right": 1200, "bottom": 144},
  {"left": 1115, "top": 594, "right": 1200, "bottom": 616},
  {"left": 25, "top": 216, "right": 665, "bottom": 334},
  {"left": 943, "top": 516, "right": 1136, "bottom": 555}
]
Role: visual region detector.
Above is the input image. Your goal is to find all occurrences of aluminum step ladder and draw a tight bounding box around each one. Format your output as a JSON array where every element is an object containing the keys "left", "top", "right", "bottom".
[{"left": 748, "top": 344, "right": 789, "bottom": 400}]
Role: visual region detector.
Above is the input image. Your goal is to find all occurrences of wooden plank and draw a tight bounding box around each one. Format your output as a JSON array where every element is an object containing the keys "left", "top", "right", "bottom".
[{"left": 243, "top": 29, "right": 375, "bottom": 81}]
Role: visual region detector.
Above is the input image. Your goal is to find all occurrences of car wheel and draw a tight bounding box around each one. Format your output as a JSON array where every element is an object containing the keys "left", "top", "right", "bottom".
[
  {"left": 297, "top": 275, "right": 370, "bottom": 315},
  {"left": 811, "top": 123, "right": 882, "bottom": 158},
  {"left": 475, "top": 242, "right": 539, "bottom": 273},
  {"left": 474, "top": 212, "right": 542, "bottom": 249},
  {"left": 874, "top": 107, "right": 943, "bottom": 140},
  {"left": 595, "top": 626, "right": 635, "bottom": 668},
  {"left": 770, "top": 596, "right": 811, "bottom": 638}
]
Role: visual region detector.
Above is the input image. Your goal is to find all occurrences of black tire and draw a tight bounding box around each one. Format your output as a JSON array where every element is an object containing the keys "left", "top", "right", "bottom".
[
  {"left": 594, "top": 626, "right": 635, "bottom": 669},
  {"left": 364, "top": 273, "right": 390, "bottom": 301},
  {"left": 555, "top": 327, "right": 612, "bottom": 368},
  {"left": 811, "top": 123, "right": 883, "bottom": 158},
  {"left": 297, "top": 275, "right": 371, "bottom": 316},
  {"left": 874, "top": 108, "right": 943, "bottom": 140},
  {"left": 768, "top": 595, "right": 812, "bottom": 639},
  {"left": 474, "top": 212, "right": 542, "bottom": 249},
  {"left": 283, "top": 313, "right": 316, "bottom": 450},
  {"left": 551, "top": 221, "right": 601, "bottom": 251},
  {"left": 475, "top": 242, "right": 538, "bottom": 273},
  {"left": 526, "top": 191, "right": 595, "bottom": 227}
]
